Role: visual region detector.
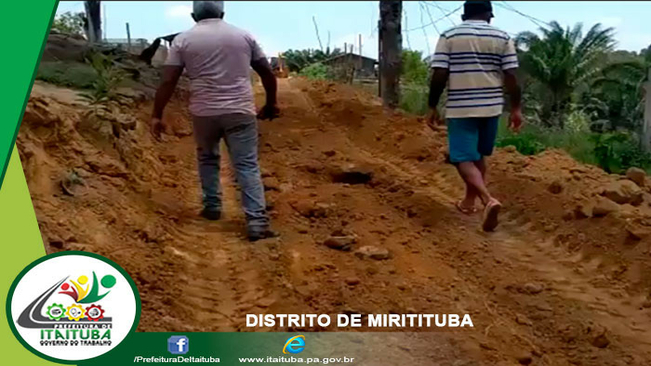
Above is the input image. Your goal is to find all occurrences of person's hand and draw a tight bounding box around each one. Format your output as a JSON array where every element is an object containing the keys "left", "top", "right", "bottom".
[
  {"left": 509, "top": 108, "right": 523, "bottom": 133},
  {"left": 151, "top": 117, "right": 165, "bottom": 141},
  {"left": 426, "top": 109, "right": 443, "bottom": 130},
  {"left": 257, "top": 104, "right": 280, "bottom": 121}
]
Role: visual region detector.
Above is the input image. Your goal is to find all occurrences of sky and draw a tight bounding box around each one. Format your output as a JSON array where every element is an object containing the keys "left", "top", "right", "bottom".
[{"left": 55, "top": 1, "right": 651, "bottom": 60}]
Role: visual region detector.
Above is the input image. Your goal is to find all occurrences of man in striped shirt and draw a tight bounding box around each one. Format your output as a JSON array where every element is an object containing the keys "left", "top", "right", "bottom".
[{"left": 428, "top": 0, "right": 522, "bottom": 231}]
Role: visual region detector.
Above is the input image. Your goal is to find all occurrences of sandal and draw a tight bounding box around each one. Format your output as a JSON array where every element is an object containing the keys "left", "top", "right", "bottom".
[
  {"left": 482, "top": 200, "right": 502, "bottom": 232},
  {"left": 456, "top": 201, "right": 478, "bottom": 215}
]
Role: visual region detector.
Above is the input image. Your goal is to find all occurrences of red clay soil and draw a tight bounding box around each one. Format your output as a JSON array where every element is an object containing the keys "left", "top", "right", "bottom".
[{"left": 16, "top": 78, "right": 651, "bottom": 365}]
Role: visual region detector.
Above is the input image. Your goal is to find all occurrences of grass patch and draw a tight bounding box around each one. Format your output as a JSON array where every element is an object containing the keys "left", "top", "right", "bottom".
[
  {"left": 36, "top": 61, "right": 98, "bottom": 89},
  {"left": 496, "top": 120, "right": 651, "bottom": 174}
]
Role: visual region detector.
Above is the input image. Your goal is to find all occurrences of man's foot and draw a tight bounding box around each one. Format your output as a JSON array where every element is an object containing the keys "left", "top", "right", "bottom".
[
  {"left": 482, "top": 199, "right": 502, "bottom": 232},
  {"left": 455, "top": 200, "right": 477, "bottom": 215},
  {"left": 200, "top": 208, "right": 221, "bottom": 221},
  {"left": 247, "top": 229, "right": 279, "bottom": 242}
]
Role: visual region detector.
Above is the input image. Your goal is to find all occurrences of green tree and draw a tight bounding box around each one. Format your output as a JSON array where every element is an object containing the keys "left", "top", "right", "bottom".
[
  {"left": 516, "top": 21, "right": 616, "bottom": 128},
  {"left": 586, "top": 57, "right": 648, "bottom": 132},
  {"left": 51, "top": 11, "right": 85, "bottom": 36},
  {"left": 641, "top": 44, "right": 651, "bottom": 63},
  {"left": 299, "top": 62, "right": 329, "bottom": 80},
  {"left": 401, "top": 50, "right": 429, "bottom": 85},
  {"left": 283, "top": 47, "right": 343, "bottom": 72}
]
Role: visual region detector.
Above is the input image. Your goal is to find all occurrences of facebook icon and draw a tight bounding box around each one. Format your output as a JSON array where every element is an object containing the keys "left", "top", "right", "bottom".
[{"left": 167, "top": 335, "right": 189, "bottom": 355}]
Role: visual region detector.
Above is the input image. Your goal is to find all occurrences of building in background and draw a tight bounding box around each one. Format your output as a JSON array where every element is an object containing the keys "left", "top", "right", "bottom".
[{"left": 322, "top": 53, "right": 378, "bottom": 80}]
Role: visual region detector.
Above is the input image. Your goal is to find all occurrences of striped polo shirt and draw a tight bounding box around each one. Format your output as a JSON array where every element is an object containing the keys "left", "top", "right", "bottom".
[{"left": 430, "top": 20, "right": 518, "bottom": 118}]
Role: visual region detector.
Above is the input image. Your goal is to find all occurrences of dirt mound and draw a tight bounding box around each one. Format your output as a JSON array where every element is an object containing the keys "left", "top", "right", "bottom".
[{"left": 17, "top": 76, "right": 651, "bottom": 364}]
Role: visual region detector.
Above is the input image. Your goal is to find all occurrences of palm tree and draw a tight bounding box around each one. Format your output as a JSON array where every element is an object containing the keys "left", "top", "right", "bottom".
[
  {"left": 516, "top": 21, "right": 616, "bottom": 128},
  {"left": 579, "top": 48, "right": 650, "bottom": 141},
  {"left": 588, "top": 59, "right": 648, "bottom": 130}
]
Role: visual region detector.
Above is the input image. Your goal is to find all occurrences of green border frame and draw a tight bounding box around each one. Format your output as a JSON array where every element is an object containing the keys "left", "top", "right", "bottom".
[
  {"left": 5, "top": 251, "right": 142, "bottom": 364},
  {"left": 0, "top": 0, "right": 59, "bottom": 190}
]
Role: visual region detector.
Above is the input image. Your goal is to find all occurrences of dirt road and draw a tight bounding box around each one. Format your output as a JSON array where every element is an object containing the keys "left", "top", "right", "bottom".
[{"left": 18, "top": 78, "right": 651, "bottom": 365}]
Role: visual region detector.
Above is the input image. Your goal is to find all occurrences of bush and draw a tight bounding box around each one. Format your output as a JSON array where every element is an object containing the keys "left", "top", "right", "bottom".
[
  {"left": 300, "top": 62, "right": 329, "bottom": 80},
  {"left": 591, "top": 132, "right": 651, "bottom": 173},
  {"left": 496, "top": 121, "right": 651, "bottom": 174},
  {"left": 36, "top": 61, "right": 98, "bottom": 89},
  {"left": 496, "top": 124, "right": 546, "bottom": 155},
  {"left": 401, "top": 50, "right": 429, "bottom": 85},
  {"left": 78, "top": 53, "right": 127, "bottom": 115},
  {"left": 399, "top": 84, "right": 429, "bottom": 115}
]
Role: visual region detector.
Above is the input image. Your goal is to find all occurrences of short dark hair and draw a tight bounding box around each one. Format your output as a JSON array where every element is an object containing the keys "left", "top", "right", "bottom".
[
  {"left": 462, "top": 1, "right": 493, "bottom": 19},
  {"left": 192, "top": 1, "right": 224, "bottom": 21}
]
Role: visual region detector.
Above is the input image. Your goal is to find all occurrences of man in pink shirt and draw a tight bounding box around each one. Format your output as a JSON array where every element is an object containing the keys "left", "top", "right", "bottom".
[{"left": 151, "top": 1, "right": 279, "bottom": 242}]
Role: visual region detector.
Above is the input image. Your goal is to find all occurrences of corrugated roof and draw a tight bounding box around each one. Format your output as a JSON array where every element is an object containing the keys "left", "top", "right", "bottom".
[{"left": 322, "top": 52, "right": 377, "bottom": 64}]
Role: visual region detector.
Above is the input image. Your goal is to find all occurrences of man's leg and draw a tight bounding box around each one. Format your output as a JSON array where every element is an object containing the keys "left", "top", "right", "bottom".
[
  {"left": 221, "top": 114, "right": 273, "bottom": 240},
  {"left": 192, "top": 115, "right": 222, "bottom": 219},
  {"left": 457, "top": 161, "right": 493, "bottom": 205},
  {"left": 475, "top": 115, "right": 500, "bottom": 198},
  {"left": 448, "top": 117, "right": 501, "bottom": 230},
  {"left": 476, "top": 116, "right": 502, "bottom": 231},
  {"left": 448, "top": 118, "right": 483, "bottom": 211},
  {"left": 458, "top": 158, "right": 489, "bottom": 211}
]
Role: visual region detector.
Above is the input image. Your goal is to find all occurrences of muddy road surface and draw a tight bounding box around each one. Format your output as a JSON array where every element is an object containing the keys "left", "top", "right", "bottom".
[{"left": 18, "top": 78, "right": 651, "bottom": 365}]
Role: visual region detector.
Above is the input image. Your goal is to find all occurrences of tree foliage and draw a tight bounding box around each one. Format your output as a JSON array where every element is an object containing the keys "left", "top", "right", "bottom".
[
  {"left": 51, "top": 11, "right": 85, "bottom": 36},
  {"left": 584, "top": 57, "right": 647, "bottom": 131},
  {"left": 282, "top": 47, "right": 343, "bottom": 72},
  {"left": 401, "top": 50, "right": 429, "bottom": 85},
  {"left": 299, "top": 62, "right": 329, "bottom": 80},
  {"left": 516, "top": 21, "right": 616, "bottom": 127}
]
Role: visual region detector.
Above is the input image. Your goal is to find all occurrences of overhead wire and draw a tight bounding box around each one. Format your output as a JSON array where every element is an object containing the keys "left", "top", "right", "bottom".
[
  {"left": 495, "top": 1, "right": 551, "bottom": 29},
  {"left": 418, "top": 1, "right": 432, "bottom": 56},
  {"left": 404, "top": 6, "right": 413, "bottom": 49},
  {"left": 370, "top": 0, "right": 378, "bottom": 38},
  {"left": 404, "top": 4, "right": 462, "bottom": 32},
  {"left": 421, "top": 1, "right": 441, "bottom": 36},
  {"left": 424, "top": 1, "right": 457, "bottom": 27}
]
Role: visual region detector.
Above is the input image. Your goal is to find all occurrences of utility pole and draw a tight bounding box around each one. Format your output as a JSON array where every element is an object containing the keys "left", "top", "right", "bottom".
[
  {"left": 84, "top": 1, "right": 102, "bottom": 43},
  {"left": 644, "top": 68, "right": 651, "bottom": 151},
  {"left": 359, "top": 34, "right": 363, "bottom": 67},
  {"left": 126, "top": 23, "right": 132, "bottom": 52},
  {"left": 379, "top": 0, "right": 402, "bottom": 108},
  {"left": 103, "top": 4, "right": 107, "bottom": 42}
]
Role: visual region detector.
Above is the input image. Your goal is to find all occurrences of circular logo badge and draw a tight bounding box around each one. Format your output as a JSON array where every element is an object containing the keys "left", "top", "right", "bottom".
[{"left": 6, "top": 252, "right": 140, "bottom": 363}]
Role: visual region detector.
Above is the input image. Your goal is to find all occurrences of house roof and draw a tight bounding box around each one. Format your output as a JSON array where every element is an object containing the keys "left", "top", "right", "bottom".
[{"left": 322, "top": 52, "right": 378, "bottom": 64}]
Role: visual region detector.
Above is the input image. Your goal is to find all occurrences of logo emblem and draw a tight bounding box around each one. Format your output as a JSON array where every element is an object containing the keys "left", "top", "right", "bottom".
[
  {"left": 283, "top": 335, "right": 306, "bottom": 354},
  {"left": 7, "top": 252, "right": 140, "bottom": 362},
  {"left": 168, "top": 335, "right": 189, "bottom": 355}
]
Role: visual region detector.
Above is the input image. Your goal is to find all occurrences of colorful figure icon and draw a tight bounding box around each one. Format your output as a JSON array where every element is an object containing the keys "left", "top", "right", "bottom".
[{"left": 58, "top": 272, "right": 116, "bottom": 304}]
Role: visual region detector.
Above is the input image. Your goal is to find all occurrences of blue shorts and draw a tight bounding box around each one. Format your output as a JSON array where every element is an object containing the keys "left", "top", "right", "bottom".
[{"left": 447, "top": 116, "right": 499, "bottom": 163}]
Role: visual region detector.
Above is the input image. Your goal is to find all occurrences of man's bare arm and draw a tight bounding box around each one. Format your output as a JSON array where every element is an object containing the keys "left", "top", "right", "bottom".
[
  {"left": 152, "top": 65, "right": 184, "bottom": 119},
  {"left": 428, "top": 68, "right": 449, "bottom": 109},
  {"left": 503, "top": 69, "right": 521, "bottom": 110},
  {"left": 503, "top": 68, "right": 523, "bottom": 131},
  {"left": 251, "top": 58, "right": 277, "bottom": 108}
]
